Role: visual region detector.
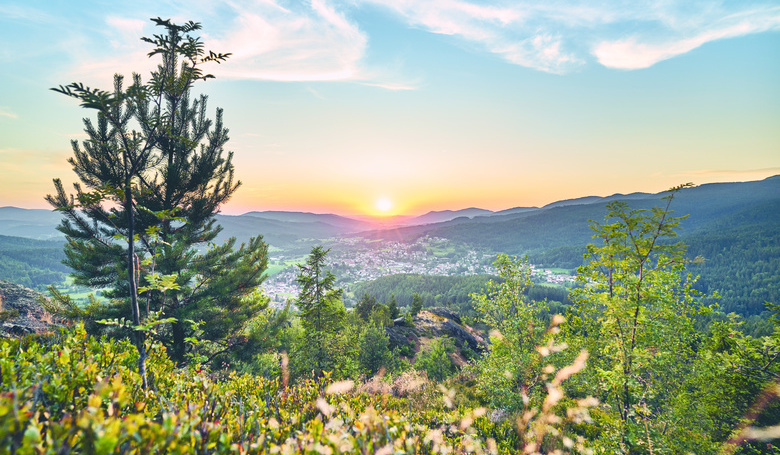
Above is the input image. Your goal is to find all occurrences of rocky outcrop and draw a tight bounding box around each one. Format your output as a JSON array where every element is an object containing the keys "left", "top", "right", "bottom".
[
  {"left": 385, "top": 308, "right": 487, "bottom": 359},
  {"left": 426, "top": 307, "right": 462, "bottom": 325},
  {"left": 0, "top": 280, "right": 55, "bottom": 337}
]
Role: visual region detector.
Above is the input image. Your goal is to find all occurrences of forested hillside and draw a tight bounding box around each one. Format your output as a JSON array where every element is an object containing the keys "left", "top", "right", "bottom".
[
  {"left": 686, "top": 200, "right": 780, "bottom": 315},
  {"left": 369, "top": 176, "right": 780, "bottom": 255},
  {"left": 352, "top": 274, "right": 494, "bottom": 310},
  {"left": 0, "top": 235, "right": 68, "bottom": 290},
  {"left": 352, "top": 273, "right": 572, "bottom": 320},
  {"left": 360, "top": 177, "right": 780, "bottom": 317},
  {"left": 0, "top": 207, "right": 62, "bottom": 239}
]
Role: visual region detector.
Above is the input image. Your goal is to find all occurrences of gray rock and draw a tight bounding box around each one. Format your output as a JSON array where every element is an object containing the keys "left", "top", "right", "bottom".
[
  {"left": 384, "top": 308, "right": 487, "bottom": 356},
  {"left": 0, "top": 280, "right": 54, "bottom": 337},
  {"left": 427, "top": 307, "right": 462, "bottom": 325}
]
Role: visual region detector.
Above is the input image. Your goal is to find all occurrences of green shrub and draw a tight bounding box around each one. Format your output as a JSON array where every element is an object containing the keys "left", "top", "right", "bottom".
[{"left": 1, "top": 324, "right": 599, "bottom": 454}]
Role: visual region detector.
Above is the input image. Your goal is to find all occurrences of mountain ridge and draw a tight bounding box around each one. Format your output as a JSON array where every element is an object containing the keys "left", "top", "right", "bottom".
[{"left": 2, "top": 175, "right": 778, "bottom": 245}]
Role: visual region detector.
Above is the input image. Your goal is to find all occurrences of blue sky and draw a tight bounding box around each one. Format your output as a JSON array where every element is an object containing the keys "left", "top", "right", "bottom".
[{"left": 1, "top": 0, "right": 778, "bottom": 216}]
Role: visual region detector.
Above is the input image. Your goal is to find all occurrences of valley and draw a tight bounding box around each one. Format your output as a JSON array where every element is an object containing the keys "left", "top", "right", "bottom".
[
  {"left": 262, "top": 235, "right": 576, "bottom": 305},
  {"left": 2, "top": 175, "right": 778, "bottom": 316}
]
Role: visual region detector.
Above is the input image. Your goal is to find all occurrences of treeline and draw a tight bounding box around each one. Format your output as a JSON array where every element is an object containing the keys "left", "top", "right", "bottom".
[
  {"left": 352, "top": 273, "right": 572, "bottom": 319},
  {"left": 352, "top": 273, "right": 494, "bottom": 309},
  {"left": 513, "top": 220, "right": 780, "bottom": 318},
  {"left": 0, "top": 235, "right": 68, "bottom": 290}
]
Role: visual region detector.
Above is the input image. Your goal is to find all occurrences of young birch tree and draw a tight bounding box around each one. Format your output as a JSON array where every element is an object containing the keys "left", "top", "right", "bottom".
[{"left": 568, "top": 183, "right": 704, "bottom": 451}]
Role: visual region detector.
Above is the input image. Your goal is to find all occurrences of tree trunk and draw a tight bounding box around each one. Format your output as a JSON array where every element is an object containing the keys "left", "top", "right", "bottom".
[
  {"left": 171, "top": 317, "right": 186, "bottom": 365},
  {"left": 126, "top": 182, "right": 148, "bottom": 389}
]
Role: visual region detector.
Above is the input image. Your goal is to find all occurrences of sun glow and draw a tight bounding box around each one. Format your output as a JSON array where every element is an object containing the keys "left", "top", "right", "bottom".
[{"left": 375, "top": 197, "right": 393, "bottom": 213}]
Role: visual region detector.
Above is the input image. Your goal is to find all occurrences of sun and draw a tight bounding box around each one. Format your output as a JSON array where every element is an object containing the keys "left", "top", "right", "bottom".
[{"left": 375, "top": 197, "right": 393, "bottom": 213}]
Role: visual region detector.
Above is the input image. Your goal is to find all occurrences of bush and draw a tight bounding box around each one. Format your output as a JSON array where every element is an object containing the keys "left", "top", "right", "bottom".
[{"left": 1, "top": 324, "right": 600, "bottom": 454}]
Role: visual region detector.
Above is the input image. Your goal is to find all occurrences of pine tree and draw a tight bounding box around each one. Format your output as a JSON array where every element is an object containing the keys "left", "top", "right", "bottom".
[
  {"left": 410, "top": 292, "right": 423, "bottom": 316},
  {"left": 387, "top": 293, "right": 400, "bottom": 319},
  {"left": 295, "top": 246, "right": 344, "bottom": 377},
  {"left": 415, "top": 338, "right": 453, "bottom": 381},
  {"left": 47, "top": 18, "right": 268, "bottom": 373},
  {"left": 355, "top": 292, "right": 377, "bottom": 322},
  {"left": 358, "top": 324, "right": 392, "bottom": 376}
]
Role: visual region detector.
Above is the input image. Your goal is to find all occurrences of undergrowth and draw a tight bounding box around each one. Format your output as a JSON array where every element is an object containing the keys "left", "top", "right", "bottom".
[{"left": 1, "top": 323, "right": 595, "bottom": 454}]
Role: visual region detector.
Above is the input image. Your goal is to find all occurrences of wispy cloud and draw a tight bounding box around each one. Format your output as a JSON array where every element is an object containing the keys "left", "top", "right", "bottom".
[
  {"left": 47, "top": 0, "right": 780, "bottom": 87},
  {"left": 593, "top": 5, "right": 780, "bottom": 69},
  {"left": 105, "top": 16, "right": 147, "bottom": 49},
  {"left": 361, "top": 0, "right": 780, "bottom": 73},
  {"left": 0, "top": 108, "right": 18, "bottom": 119},
  {"left": 63, "top": 0, "right": 384, "bottom": 87},
  {"left": 208, "top": 0, "right": 368, "bottom": 81},
  {"left": 360, "top": 81, "right": 417, "bottom": 91},
  {"left": 362, "top": 0, "right": 581, "bottom": 74},
  {"left": 0, "top": 4, "right": 57, "bottom": 23}
]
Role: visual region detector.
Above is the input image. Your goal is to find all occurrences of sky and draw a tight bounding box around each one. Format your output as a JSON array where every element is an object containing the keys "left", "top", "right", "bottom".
[{"left": 1, "top": 1, "right": 778, "bottom": 217}]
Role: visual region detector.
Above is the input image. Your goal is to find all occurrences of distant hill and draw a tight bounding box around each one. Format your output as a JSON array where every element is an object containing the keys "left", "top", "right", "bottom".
[
  {"left": 214, "top": 214, "right": 369, "bottom": 250},
  {"left": 241, "top": 211, "right": 374, "bottom": 231},
  {"left": 361, "top": 176, "right": 780, "bottom": 252},
  {"left": 2, "top": 176, "right": 778, "bottom": 316},
  {"left": 357, "top": 176, "right": 780, "bottom": 316},
  {"left": 9, "top": 176, "right": 777, "bottom": 249},
  {"left": 541, "top": 192, "right": 652, "bottom": 209},
  {"left": 400, "top": 208, "right": 494, "bottom": 226},
  {"left": 493, "top": 206, "right": 537, "bottom": 216},
  {"left": 0, "top": 207, "right": 63, "bottom": 240}
]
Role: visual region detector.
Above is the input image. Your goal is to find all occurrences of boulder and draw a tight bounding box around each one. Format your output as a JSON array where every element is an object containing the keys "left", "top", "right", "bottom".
[
  {"left": 384, "top": 308, "right": 487, "bottom": 357},
  {"left": 0, "top": 280, "right": 55, "bottom": 337},
  {"left": 426, "top": 307, "right": 462, "bottom": 325}
]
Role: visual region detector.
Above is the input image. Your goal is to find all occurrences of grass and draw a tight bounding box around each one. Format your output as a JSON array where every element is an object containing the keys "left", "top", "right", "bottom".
[
  {"left": 265, "top": 264, "right": 287, "bottom": 277},
  {"left": 428, "top": 244, "right": 458, "bottom": 257}
]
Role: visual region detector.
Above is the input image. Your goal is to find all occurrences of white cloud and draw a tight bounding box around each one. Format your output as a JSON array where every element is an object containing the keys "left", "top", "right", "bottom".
[
  {"left": 360, "top": 0, "right": 583, "bottom": 73},
  {"left": 361, "top": 0, "right": 581, "bottom": 73},
  {"left": 360, "top": 81, "right": 417, "bottom": 91},
  {"left": 0, "top": 4, "right": 56, "bottom": 23},
  {"left": 64, "top": 0, "right": 380, "bottom": 86},
  {"left": 208, "top": 0, "right": 368, "bottom": 81},
  {"left": 105, "top": 16, "right": 147, "bottom": 50},
  {"left": 52, "top": 0, "right": 780, "bottom": 86},
  {"left": 593, "top": 6, "right": 780, "bottom": 69},
  {"left": 361, "top": 0, "right": 780, "bottom": 73}
]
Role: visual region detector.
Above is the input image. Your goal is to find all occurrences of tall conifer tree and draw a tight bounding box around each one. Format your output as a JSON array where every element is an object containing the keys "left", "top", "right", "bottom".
[
  {"left": 387, "top": 293, "right": 400, "bottom": 319},
  {"left": 47, "top": 18, "right": 268, "bottom": 373},
  {"left": 295, "top": 246, "right": 344, "bottom": 377}
]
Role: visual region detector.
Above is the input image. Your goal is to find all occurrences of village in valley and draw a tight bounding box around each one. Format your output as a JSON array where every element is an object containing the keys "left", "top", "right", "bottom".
[{"left": 262, "top": 235, "right": 575, "bottom": 305}]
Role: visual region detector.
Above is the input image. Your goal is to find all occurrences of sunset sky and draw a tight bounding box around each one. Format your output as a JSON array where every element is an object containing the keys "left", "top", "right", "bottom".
[{"left": 1, "top": 1, "right": 779, "bottom": 217}]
